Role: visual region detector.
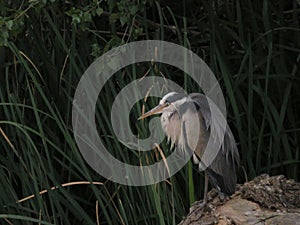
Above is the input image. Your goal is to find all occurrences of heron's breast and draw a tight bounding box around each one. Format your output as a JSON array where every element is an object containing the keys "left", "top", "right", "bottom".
[{"left": 161, "top": 112, "right": 181, "bottom": 146}]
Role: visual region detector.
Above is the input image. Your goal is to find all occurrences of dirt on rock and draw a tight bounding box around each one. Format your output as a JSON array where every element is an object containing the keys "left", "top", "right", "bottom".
[{"left": 179, "top": 174, "right": 300, "bottom": 225}]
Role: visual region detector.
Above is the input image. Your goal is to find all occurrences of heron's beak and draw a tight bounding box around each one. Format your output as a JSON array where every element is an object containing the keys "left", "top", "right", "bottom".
[{"left": 138, "top": 103, "right": 167, "bottom": 120}]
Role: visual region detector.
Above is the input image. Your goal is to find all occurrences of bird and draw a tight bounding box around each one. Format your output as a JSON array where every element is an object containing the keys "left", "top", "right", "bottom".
[{"left": 138, "top": 92, "right": 240, "bottom": 206}]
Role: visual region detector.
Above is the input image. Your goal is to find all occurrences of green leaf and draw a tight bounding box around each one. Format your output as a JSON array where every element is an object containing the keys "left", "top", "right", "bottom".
[
  {"left": 6, "top": 20, "right": 14, "bottom": 30},
  {"left": 83, "top": 11, "right": 92, "bottom": 22},
  {"left": 128, "top": 4, "right": 138, "bottom": 15},
  {"left": 109, "top": 13, "right": 119, "bottom": 23},
  {"left": 119, "top": 14, "right": 128, "bottom": 26},
  {"left": 96, "top": 7, "right": 103, "bottom": 16}
]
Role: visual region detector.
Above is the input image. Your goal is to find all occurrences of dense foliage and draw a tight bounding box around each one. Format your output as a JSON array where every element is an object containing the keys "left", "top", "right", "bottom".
[{"left": 0, "top": 0, "right": 299, "bottom": 224}]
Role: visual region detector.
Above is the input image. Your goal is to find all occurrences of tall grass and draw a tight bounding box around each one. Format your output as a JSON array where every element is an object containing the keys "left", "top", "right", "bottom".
[{"left": 0, "top": 0, "right": 299, "bottom": 224}]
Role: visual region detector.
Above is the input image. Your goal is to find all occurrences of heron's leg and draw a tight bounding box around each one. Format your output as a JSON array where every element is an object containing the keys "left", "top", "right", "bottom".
[
  {"left": 203, "top": 170, "right": 208, "bottom": 205},
  {"left": 194, "top": 170, "right": 209, "bottom": 210}
]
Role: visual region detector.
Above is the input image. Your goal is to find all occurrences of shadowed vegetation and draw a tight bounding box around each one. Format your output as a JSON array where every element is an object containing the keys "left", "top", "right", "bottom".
[{"left": 0, "top": 0, "right": 299, "bottom": 224}]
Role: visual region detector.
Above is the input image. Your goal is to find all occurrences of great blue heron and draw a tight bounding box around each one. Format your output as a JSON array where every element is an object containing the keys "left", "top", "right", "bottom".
[{"left": 138, "top": 92, "right": 240, "bottom": 206}]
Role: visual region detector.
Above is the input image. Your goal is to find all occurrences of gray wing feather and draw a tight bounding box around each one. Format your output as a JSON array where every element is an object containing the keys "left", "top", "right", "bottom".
[
  {"left": 189, "top": 93, "right": 240, "bottom": 195},
  {"left": 189, "top": 93, "right": 211, "bottom": 130}
]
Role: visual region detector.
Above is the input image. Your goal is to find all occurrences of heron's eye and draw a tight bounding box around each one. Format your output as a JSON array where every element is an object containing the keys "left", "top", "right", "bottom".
[{"left": 165, "top": 101, "right": 170, "bottom": 106}]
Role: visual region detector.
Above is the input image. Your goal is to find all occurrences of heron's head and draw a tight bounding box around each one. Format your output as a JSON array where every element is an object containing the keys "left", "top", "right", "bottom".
[{"left": 138, "top": 92, "right": 189, "bottom": 120}]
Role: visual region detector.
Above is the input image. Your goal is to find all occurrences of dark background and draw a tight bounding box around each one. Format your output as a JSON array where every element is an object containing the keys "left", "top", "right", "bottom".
[{"left": 0, "top": 0, "right": 299, "bottom": 224}]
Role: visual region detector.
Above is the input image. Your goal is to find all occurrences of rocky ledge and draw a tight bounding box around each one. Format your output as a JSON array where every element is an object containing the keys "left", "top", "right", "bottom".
[{"left": 179, "top": 174, "right": 300, "bottom": 225}]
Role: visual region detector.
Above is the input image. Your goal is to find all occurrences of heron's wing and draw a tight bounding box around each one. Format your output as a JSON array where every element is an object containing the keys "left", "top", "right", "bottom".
[
  {"left": 189, "top": 93, "right": 240, "bottom": 195},
  {"left": 189, "top": 93, "right": 226, "bottom": 149},
  {"left": 207, "top": 126, "right": 240, "bottom": 194},
  {"left": 189, "top": 93, "right": 211, "bottom": 130},
  {"left": 189, "top": 93, "right": 238, "bottom": 157}
]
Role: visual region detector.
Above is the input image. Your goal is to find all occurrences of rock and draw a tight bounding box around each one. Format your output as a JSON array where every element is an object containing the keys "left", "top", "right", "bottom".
[
  {"left": 266, "top": 213, "right": 300, "bottom": 225},
  {"left": 179, "top": 174, "right": 300, "bottom": 225},
  {"left": 241, "top": 174, "right": 300, "bottom": 209}
]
